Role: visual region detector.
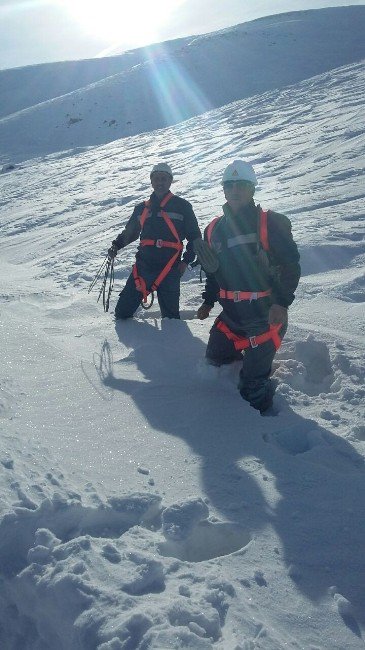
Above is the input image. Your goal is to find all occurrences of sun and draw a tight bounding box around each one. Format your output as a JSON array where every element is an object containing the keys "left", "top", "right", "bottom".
[{"left": 60, "top": 0, "right": 183, "bottom": 47}]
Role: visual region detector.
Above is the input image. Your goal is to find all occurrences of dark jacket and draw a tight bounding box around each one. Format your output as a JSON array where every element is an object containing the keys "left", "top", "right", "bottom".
[
  {"left": 113, "top": 191, "right": 201, "bottom": 270},
  {"left": 202, "top": 200, "right": 301, "bottom": 326}
]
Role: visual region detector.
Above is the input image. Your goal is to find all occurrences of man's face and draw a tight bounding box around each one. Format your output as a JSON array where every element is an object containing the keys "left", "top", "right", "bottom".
[
  {"left": 150, "top": 172, "right": 172, "bottom": 198},
  {"left": 223, "top": 180, "right": 255, "bottom": 213}
]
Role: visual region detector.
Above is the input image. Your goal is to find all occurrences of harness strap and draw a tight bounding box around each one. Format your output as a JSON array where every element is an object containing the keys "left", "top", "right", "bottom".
[
  {"left": 139, "top": 204, "right": 150, "bottom": 228},
  {"left": 216, "top": 318, "right": 283, "bottom": 351},
  {"left": 259, "top": 209, "right": 269, "bottom": 251},
  {"left": 140, "top": 239, "right": 182, "bottom": 250},
  {"left": 133, "top": 192, "right": 183, "bottom": 306},
  {"left": 206, "top": 208, "right": 271, "bottom": 299},
  {"left": 206, "top": 216, "right": 221, "bottom": 246},
  {"left": 139, "top": 191, "right": 173, "bottom": 227},
  {"left": 206, "top": 209, "right": 269, "bottom": 250},
  {"left": 132, "top": 264, "right": 149, "bottom": 304},
  {"left": 219, "top": 289, "right": 271, "bottom": 302}
]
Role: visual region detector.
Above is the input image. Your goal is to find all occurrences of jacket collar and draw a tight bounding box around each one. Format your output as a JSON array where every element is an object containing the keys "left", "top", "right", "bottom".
[
  {"left": 150, "top": 191, "right": 171, "bottom": 207},
  {"left": 222, "top": 199, "right": 257, "bottom": 221}
]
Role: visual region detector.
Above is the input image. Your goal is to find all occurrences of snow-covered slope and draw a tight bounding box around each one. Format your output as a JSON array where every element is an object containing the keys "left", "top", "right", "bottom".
[
  {"left": 0, "top": 39, "right": 188, "bottom": 119},
  {"left": 0, "top": 9, "right": 365, "bottom": 650},
  {"left": 1, "top": 6, "right": 365, "bottom": 164}
]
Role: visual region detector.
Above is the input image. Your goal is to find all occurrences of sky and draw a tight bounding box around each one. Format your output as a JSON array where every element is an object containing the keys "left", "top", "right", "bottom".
[
  {"left": 1, "top": 6, "right": 365, "bottom": 647},
  {"left": 1, "top": 0, "right": 364, "bottom": 70}
]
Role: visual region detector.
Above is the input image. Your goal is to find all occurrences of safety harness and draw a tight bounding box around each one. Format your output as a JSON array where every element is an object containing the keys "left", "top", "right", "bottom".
[
  {"left": 216, "top": 319, "right": 283, "bottom": 351},
  {"left": 207, "top": 208, "right": 283, "bottom": 351},
  {"left": 206, "top": 208, "right": 270, "bottom": 302},
  {"left": 132, "top": 192, "right": 183, "bottom": 308}
]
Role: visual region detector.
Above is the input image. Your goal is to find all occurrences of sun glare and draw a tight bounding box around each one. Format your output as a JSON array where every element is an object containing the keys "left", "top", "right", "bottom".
[{"left": 60, "top": 0, "right": 183, "bottom": 46}]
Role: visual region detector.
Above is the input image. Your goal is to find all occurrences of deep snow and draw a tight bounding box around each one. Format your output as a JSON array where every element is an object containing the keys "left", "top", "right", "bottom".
[{"left": 0, "top": 7, "right": 365, "bottom": 650}]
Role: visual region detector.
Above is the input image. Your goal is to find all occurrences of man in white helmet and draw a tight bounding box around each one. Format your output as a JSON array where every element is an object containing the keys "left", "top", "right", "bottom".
[
  {"left": 196, "top": 159, "right": 300, "bottom": 415},
  {"left": 108, "top": 162, "right": 201, "bottom": 319}
]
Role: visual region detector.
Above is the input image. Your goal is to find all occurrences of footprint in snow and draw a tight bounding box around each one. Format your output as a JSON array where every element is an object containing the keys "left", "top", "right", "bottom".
[
  {"left": 333, "top": 592, "right": 363, "bottom": 639},
  {"left": 263, "top": 424, "right": 365, "bottom": 474},
  {"left": 158, "top": 497, "right": 251, "bottom": 562},
  {"left": 263, "top": 425, "right": 316, "bottom": 455}
]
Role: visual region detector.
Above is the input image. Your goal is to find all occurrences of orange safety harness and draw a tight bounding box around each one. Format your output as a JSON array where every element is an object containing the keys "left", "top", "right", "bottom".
[
  {"left": 132, "top": 192, "right": 183, "bottom": 308},
  {"left": 206, "top": 209, "right": 269, "bottom": 249},
  {"left": 206, "top": 208, "right": 270, "bottom": 303},
  {"left": 216, "top": 319, "right": 283, "bottom": 351},
  {"left": 208, "top": 208, "right": 283, "bottom": 351}
]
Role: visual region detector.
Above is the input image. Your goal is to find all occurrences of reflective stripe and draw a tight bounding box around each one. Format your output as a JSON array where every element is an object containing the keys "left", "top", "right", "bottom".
[
  {"left": 227, "top": 233, "right": 257, "bottom": 248},
  {"left": 160, "top": 211, "right": 184, "bottom": 222},
  {"left": 205, "top": 210, "right": 271, "bottom": 300},
  {"left": 206, "top": 209, "right": 269, "bottom": 250},
  {"left": 140, "top": 210, "right": 184, "bottom": 222},
  {"left": 139, "top": 192, "right": 174, "bottom": 226}
]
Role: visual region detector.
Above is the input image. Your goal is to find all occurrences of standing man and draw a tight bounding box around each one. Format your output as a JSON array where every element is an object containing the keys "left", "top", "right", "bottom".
[
  {"left": 196, "top": 160, "right": 301, "bottom": 415},
  {"left": 108, "top": 163, "right": 201, "bottom": 319}
]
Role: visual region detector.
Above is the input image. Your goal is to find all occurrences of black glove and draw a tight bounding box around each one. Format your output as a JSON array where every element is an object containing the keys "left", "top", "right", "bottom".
[
  {"left": 269, "top": 304, "right": 288, "bottom": 326},
  {"left": 107, "top": 243, "right": 118, "bottom": 260},
  {"left": 197, "top": 303, "right": 212, "bottom": 320}
]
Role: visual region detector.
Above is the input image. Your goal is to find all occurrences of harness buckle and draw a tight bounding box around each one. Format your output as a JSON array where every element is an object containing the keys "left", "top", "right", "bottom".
[
  {"left": 249, "top": 336, "right": 258, "bottom": 349},
  {"left": 233, "top": 291, "right": 240, "bottom": 303},
  {"left": 250, "top": 292, "right": 258, "bottom": 301},
  {"left": 156, "top": 239, "right": 163, "bottom": 248}
]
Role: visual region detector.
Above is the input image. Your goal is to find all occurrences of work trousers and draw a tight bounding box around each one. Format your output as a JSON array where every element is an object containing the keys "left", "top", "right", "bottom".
[
  {"left": 206, "top": 316, "right": 286, "bottom": 412},
  {"left": 115, "top": 264, "right": 181, "bottom": 320}
]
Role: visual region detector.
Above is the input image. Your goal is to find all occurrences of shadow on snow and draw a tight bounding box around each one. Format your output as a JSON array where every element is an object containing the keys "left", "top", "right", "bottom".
[{"left": 95, "top": 318, "right": 365, "bottom": 632}]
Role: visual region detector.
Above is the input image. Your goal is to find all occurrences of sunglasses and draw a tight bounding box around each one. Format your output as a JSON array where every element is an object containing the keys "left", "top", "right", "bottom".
[{"left": 223, "top": 180, "right": 254, "bottom": 190}]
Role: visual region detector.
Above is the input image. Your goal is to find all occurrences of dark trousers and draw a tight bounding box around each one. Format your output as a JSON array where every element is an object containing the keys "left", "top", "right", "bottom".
[
  {"left": 115, "top": 266, "right": 181, "bottom": 319},
  {"left": 206, "top": 317, "right": 286, "bottom": 412}
]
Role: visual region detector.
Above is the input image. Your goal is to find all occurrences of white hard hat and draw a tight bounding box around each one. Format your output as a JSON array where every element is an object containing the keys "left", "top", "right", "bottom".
[
  {"left": 150, "top": 162, "right": 173, "bottom": 178},
  {"left": 222, "top": 160, "right": 257, "bottom": 186}
]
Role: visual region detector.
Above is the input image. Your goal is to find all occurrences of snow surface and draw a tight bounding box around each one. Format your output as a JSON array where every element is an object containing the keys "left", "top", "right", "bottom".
[
  {"left": 0, "top": 6, "right": 365, "bottom": 650},
  {"left": 1, "top": 6, "right": 365, "bottom": 165}
]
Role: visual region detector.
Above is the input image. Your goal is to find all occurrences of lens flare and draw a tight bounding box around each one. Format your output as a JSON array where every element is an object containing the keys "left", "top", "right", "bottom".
[{"left": 145, "top": 45, "right": 212, "bottom": 125}]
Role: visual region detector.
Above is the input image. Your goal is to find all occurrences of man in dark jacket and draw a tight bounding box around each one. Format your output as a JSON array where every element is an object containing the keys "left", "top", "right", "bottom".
[
  {"left": 196, "top": 160, "right": 301, "bottom": 415},
  {"left": 108, "top": 162, "right": 201, "bottom": 319}
]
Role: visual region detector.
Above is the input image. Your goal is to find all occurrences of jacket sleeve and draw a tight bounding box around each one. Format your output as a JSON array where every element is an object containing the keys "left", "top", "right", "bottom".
[
  {"left": 268, "top": 212, "right": 301, "bottom": 307},
  {"left": 181, "top": 200, "right": 202, "bottom": 265},
  {"left": 201, "top": 225, "right": 220, "bottom": 306},
  {"left": 112, "top": 206, "right": 141, "bottom": 250}
]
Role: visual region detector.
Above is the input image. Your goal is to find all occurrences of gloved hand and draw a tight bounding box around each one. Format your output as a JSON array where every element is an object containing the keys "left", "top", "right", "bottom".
[
  {"left": 107, "top": 243, "right": 118, "bottom": 260},
  {"left": 269, "top": 304, "right": 288, "bottom": 326},
  {"left": 193, "top": 238, "right": 219, "bottom": 274},
  {"left": 197, "top": 303, "right": 212, "bottom": 320},
  {"left": 178, "top": 261, "right": 187, "bottom": 277}
]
